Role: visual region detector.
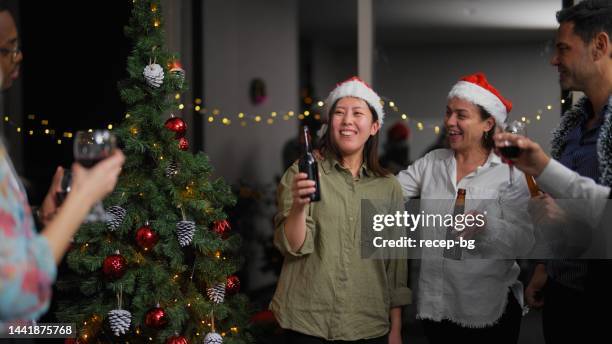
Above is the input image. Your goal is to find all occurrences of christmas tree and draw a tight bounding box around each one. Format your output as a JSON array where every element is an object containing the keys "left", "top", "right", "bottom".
[{"left": 56, "top": 1, "right": 251, "bottom": 343}]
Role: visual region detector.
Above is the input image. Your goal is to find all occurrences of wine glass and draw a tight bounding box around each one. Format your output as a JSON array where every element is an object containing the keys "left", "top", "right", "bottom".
[
  {"left": 500, "top": 120, "right": 526, "bottom": 187},
  {"left": 73, "top": 130, "right": 117, "bottom": 222}
]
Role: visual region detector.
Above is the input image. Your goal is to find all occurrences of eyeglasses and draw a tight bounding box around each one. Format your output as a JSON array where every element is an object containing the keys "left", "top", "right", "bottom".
[{"left": 0, "top": 43, "right": 21, "bottom": 62}]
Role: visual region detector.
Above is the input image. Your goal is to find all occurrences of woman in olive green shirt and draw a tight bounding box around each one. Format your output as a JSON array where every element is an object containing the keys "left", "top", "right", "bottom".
[{"left": 270, "top": 77, "right": 411, "bottom": 344}]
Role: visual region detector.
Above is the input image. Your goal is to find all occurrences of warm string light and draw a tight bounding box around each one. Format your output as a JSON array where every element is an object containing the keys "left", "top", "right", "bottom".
[
  {"left": 187, "top": 95, "right": 560, "bottom": 134},
  {"left": 0, "top": 115, "right": 84, "bottom": 142},
  {"left": 0, "top": 94, "right": 561, "bottom": 145}
]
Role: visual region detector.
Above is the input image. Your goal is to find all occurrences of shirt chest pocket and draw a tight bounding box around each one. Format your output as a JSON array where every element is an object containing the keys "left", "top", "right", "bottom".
[{"left": 464, "top": 186, "right": 501, "bottom": 217}]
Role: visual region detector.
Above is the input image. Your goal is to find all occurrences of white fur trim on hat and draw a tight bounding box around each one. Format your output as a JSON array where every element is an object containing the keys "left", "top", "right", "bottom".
[
  {"left": 448, "top": 81, "right": 507, "bottom": 127},
  {"left": 324, "top": 77, "right": 385, "bottom": 126}
]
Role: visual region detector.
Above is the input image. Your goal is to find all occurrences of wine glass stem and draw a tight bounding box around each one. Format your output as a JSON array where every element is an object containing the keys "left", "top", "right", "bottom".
[{"left": 509, "top": 165, "right": 514, "bottom": 186}]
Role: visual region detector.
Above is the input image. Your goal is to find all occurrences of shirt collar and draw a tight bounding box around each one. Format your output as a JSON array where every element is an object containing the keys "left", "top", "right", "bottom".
[
  {"left": 486, "top": 150, "right": 502, "bottom": 167},
  {"left": 447, "top": 149, "right": 502, "bottom": 168},
  {"left": 321, "top": 154, "right": 371, "bottom": 178}
]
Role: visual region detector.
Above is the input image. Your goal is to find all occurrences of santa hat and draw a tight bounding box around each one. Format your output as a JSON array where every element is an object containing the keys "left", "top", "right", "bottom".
[
  {"left": 324, "top": 76, "right": 385, "bottom": 126},
  {"left": 448, "top": 72, "right": 512, "bottom": 127}
]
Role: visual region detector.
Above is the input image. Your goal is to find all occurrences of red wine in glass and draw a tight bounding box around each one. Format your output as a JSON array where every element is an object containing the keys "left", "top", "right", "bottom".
[
  {"left": 73, "top": 130, "right": 117, "bottom": 222},
  {"left": 503, "top": 120, "right": 526, "bottom": 186},
  {"left": 500, "top": 146, "right": 521, "bottom": 159},
  {"left": 77, "top": 157, "right": 106, "bottom": 168}
]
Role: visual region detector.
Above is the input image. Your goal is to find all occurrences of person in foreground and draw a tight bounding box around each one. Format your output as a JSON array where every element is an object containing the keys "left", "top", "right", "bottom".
[
  {"left": 501, "top": 2, "right": 612, "bottom": 342},
  {"left": 0, "top": 4, "right": 125, "bottom": 322},
  {"left": 397, "top": 72, "right": 533, "bottom": 344},
  {"left": 270, "top": 76, "right": 411, "bottom": 344}
]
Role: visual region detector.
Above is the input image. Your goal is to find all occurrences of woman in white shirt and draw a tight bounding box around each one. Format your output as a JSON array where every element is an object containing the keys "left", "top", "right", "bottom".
[{"left": 397, "top": 73, "right": 533, "bottom": 344}]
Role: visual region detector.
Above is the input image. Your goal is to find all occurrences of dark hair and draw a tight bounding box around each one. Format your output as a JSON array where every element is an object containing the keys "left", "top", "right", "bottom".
[
  {"left": 556, "top": 0, "right": 612, "bottom": 43},
  {"left": 318, "top": 98, "right": 389, "bottom": 177},
  {"left": 476, "top": 105, "right": 496, "bottom": 150}
]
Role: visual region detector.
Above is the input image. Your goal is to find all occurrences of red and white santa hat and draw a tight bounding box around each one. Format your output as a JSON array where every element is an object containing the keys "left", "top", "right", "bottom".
[
  {"left": 325, "top": 76, "right": 385, "bottom": 126},
  {"left": 448, "top": 72, "right": 512, "bottom": 127}
]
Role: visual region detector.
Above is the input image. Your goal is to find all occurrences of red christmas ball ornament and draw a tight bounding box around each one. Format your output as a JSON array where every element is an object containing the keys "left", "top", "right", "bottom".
[
  {"left": 145, "top": 305, "right": 168, "bottom": 329},
  {"left": 165, "top": 116, "right": 187, "bottom": 138},
  {"left": 136, "top": 223, "right": 159, "bottom": 251},
  {"left": 102, "top": 251, "right": 127, "bottom": 280},
  {"left": 226, "top": 275, "right": 240, "bottom": 295},
  {"left": 166, "top": 334, "right": 189, "bottom": 344},
  {"left": 178, "top": 137, "right": 189, "bottom": 151},
  {"left": 212, "top": 219, "right": 231, "bottom": 238}
]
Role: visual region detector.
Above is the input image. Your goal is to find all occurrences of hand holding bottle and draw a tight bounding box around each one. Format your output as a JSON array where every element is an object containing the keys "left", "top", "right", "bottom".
[{"left": 291, "top": 173, "right": 317, "bottom": 209}]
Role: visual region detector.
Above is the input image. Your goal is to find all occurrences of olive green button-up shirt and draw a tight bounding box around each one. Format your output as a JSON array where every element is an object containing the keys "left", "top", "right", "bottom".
[{"left": 270, "top": 157, "right": 412, "bottom": 341}]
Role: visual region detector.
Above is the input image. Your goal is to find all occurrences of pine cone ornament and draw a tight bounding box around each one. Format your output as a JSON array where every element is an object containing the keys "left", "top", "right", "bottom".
[
  {"left": 207, "top": 283, "right": 225, "bottom": 304},
  {"left": 143, "top": 63, "right": 164, "bottom": 88},
  {"left": 204, "top": 332, "right": 223, "bottom": 344},
  {"left": 165, "top": 161, "right": 179, "bottom": 178},
  {"left": 176, "top": 220, "right": 195, "bottom": 247},
  {"left": 168, "top": 59, "right": 185, "bottom": 88},
  {"left": 107, "top": 309, "right": 131, "bottom": 336},
  {"left": 106, "top": 206, "right": 127, "bottom": 231}
]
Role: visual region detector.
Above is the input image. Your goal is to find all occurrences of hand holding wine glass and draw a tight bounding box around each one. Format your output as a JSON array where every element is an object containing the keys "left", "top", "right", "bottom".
[
  {"left": 493, "top": 132, "right": 551, "bottom": 177},
  {"left": 40, "top": 137, "right": 124, "bottom": 263},
  {"left": 73, "top": 130, "right": 120, "bottom": 222}
]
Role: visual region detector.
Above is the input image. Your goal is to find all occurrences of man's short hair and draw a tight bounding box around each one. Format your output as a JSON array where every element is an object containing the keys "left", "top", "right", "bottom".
[
  {"left": 556, "top": 0, "right": 612, "bottom": 43},
  {"left": 0, "top": 1, "right": 8, "bottom": 12}
]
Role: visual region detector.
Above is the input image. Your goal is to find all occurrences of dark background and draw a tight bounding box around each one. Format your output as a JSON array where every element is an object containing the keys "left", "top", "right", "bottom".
[{"left": 17, "top": 1, "right": 131, "bottom": 204}]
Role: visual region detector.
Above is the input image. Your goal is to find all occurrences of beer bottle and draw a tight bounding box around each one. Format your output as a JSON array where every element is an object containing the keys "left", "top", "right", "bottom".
[
  {"left": 444, "top": 188, "right": 466, "bottom": 260},
  {"left": 298, "top": 126, "right": 321, "bottom": 202},
  {"left": 525, "top": 175, "right": 540, "bottom": 197}
]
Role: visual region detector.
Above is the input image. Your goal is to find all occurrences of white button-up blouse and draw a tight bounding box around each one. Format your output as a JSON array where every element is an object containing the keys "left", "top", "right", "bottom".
[{"left": 397, "top": 148, "right": 534, "bottom": 327}]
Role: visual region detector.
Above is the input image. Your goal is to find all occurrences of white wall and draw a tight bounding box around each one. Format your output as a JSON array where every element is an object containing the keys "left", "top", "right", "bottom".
[
  {"left": 202, "top": 0, "right": 299, "bottom": 291},
  {"left": 311, "top": 43, "right": 356, "bottom": 101},
  {"left": 203, "top": 0, "right": 298, "bottom": 184},
  {"left": 375, "top": 41, "right": 561, "bottom": 160}
]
